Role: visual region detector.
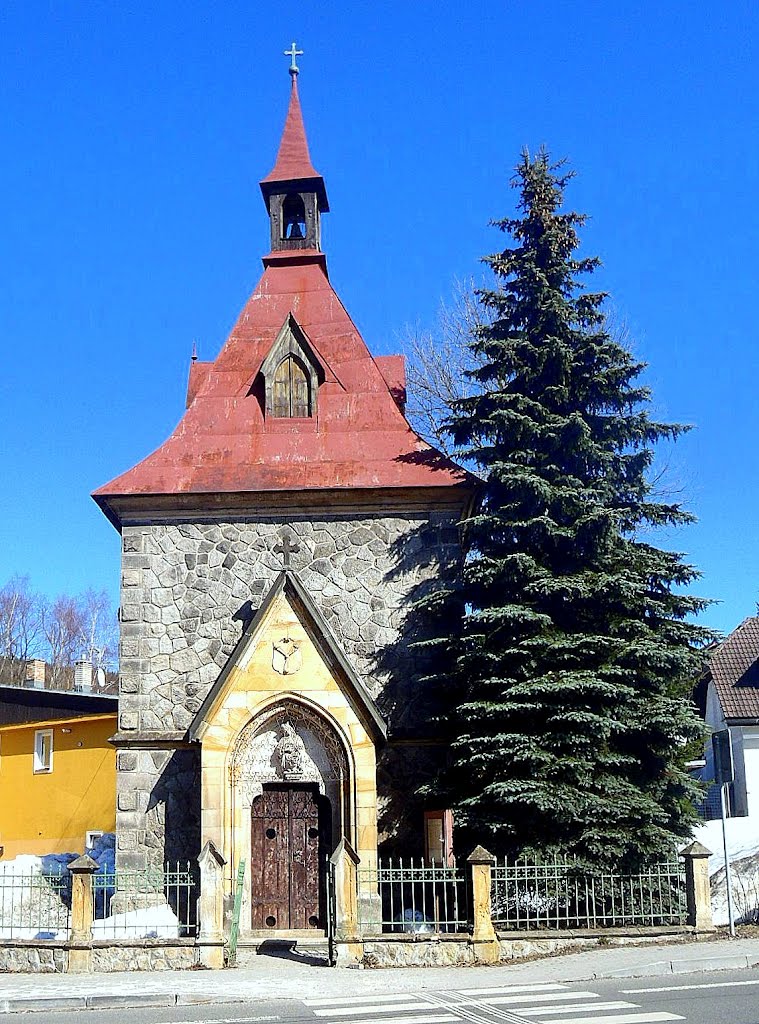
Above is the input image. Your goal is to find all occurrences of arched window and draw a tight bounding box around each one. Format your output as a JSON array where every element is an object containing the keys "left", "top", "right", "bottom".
[
  {"left": 272, "top": 355, "right": 311, "bottom": 417},
  {"left": 281, "top": 194, "right": 307, "bottom": 241},
  {"left": 259, "top": 314, "right": 321, "bottom": 419}
]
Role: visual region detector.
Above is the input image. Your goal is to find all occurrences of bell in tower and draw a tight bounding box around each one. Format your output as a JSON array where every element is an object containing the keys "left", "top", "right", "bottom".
[
  {"left": 260, "top": 45, "right": 329, "bottom": 254},
  {"left": 282, "top": 194, "right": 307, "bottom": 240}
]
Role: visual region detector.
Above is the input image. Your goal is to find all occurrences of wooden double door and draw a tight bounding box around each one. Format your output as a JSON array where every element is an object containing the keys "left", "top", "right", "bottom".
[{"left": 250, "top": 785, "right": 330, "bottom": 931}]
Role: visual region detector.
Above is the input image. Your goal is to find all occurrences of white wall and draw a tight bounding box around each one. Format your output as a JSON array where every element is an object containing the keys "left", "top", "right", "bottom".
[
  {"left": 691, "top": 683, "right": 759, "bottom": 923},
  {"left": 742, "top": 727, "right": 759, "bottom": 819}
]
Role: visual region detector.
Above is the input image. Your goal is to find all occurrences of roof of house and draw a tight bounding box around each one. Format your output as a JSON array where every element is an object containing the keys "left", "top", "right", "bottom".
[
  {"left": 93, "top": 77, "right": 474, "bottom": 525},
  {"left": 0, "top": 685, "right": 117, "bottom": 728},
  {"left": 707, "top": 616, "right": 759, "bottom": 721}
]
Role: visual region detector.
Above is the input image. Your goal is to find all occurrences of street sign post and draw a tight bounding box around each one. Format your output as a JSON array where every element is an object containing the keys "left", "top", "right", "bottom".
[{"left": 712, "top": 728, "right": 736, "bottom": 936}]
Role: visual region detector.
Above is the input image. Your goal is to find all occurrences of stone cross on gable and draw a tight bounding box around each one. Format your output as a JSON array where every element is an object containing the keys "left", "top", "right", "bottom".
[
  {"left": 284, "top": 41, "right": 303, "bottom": 76},
  {"left": 274, "top": 532, "right": 300, "bottom": 569}
]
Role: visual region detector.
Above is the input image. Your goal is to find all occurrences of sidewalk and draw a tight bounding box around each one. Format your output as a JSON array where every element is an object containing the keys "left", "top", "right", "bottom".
[{"left": 0, "top": 937, "right": 758, "bottom": 1014}]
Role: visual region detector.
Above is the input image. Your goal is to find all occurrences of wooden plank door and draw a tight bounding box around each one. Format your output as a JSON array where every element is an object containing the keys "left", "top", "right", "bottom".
[
  {"left": 251, "top": 785, "right": 324, "bottom": 930},
  {"left": 288, "top": 787, "right": 321, "bottom": 929},
  {"left": 250, "top": 787, "right": 290, "bottom": 929}
]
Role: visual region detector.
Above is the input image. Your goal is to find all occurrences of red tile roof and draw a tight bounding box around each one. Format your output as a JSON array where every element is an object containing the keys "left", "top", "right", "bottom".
[
  {"left": 708, "top": 616, "right": 759, "bottom": 720},
  {"left": 93, "top": 255, "right": 473, "bottom": 517}
]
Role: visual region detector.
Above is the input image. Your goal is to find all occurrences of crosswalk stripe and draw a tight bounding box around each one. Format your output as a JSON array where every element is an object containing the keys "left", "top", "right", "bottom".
[
  {"left": 424, "top": 991, "right": 532, "bottom": 1024},
  {"left": 313, "top": 1003, "right": 427, "bottom": 1017},
  {"left": 537, "top": 1013, "right": 684, "bottom": 1024},
  {"left": 485, "top": 991, "right": 599, "bottom": 1006},
  {"left": 458, "top": 985, "right": 568, "bottom": 996},
  {"left": 344, "top": 1017, "right": 458, "bottom": 1024},
  {"left": 305, "top": 994, "right": 421, "bottom": 1007},
  {"left": 516, "top": 1003, "right": 638, "bottom": 1017}
]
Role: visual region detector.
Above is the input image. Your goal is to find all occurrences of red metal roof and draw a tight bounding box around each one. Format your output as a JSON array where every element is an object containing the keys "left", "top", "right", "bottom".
[
  {"left": 94, "top": 75, "right": 473, "bottom": 520},
  {"left": 93, "top": 255, "right": 472, "bottom": 509},
  {"left": 261, "top": 76, "right": 322, "bottom": 186}
]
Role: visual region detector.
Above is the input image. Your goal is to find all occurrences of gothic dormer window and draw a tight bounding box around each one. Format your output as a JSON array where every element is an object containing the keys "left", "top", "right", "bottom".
[
  {"left": 259, "top": 314, "right": 322, "bottom": 419},
  {"left": 273, "top": 355, "right": 310, "bottom": 417}
]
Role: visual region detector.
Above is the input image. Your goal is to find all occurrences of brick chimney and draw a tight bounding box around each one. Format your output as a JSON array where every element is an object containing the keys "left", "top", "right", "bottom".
[
  {"left": 74, "top": 660, "right": 92, "bottom": 691},
  {"left": 25, "top": 659, "right": 46, "bottom": 688}
]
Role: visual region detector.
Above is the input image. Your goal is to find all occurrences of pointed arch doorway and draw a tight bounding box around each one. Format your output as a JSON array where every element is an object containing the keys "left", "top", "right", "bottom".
[
  {"left": 229, "top": 698, "right": 352, "bottom": 937},
  {"left": 250, "top": 783, "right": 332, "bottom": 931},
  {"left": 190, "top": 571, "right": 386, "bottom": 943}
]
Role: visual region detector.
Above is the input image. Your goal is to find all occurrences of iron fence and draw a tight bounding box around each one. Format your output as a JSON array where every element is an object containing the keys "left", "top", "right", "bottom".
[
  {"left": 491, "top": 857, "right": 686, "bottom": 930},
  {"left": 92, "top": 863, "right": 198, "bottom": 938},
  {"left": 357, "top": 857, "right": 469, "bottom": 934},
  {"left": 0, "top": 866, "right": 70, "bottom": 939}
]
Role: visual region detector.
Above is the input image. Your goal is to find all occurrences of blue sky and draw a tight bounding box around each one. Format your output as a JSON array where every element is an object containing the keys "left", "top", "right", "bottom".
[{"left": 0, "top": 1, "right": 756, "bottom": 635}]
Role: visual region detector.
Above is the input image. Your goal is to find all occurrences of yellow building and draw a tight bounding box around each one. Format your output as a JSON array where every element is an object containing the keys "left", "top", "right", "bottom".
[{"left": 0, "top": 685, "right": 116, "bottom": 860}]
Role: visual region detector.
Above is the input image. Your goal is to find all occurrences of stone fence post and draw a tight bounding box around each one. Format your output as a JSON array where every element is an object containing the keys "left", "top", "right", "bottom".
[
  {"left": 68, "top": 854, "right": 98, "bottom": 974},
  {"left": 467, "top": 845, "right": 499, "bottom": 964},
  {"left": 681, "top": 840, "right": 714, "bottom": 932},
  {"left": 330, "top": 838, "right": 363, "bottom": 966},
  {"left": 197, "top": 840, "right": 227, "bottom": 969}
]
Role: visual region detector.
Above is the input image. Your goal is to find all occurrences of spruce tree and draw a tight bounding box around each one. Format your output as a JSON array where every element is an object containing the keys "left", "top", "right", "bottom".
[{"left": 445, "top": 149, "right": 708, "bottom": 869}]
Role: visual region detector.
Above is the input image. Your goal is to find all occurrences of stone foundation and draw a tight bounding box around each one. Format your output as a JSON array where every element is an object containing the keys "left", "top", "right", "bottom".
[
  {"left": 498, "top": 925, "right": 696, "bottom": 961},
  {"left": 92, "top": 940, "right": 197, "bottom": 972},
  {"left": 356, "top": 926, "right": 697, "bottom": 968},
  {"left": 0, "top": 941, "right": 68, "bottom": 973},
  {"left": 361, "top": 935, "right": 477, "bottom": 968},
  {"left": 0, "top": 928, "right": 698, "bottom": 973}
]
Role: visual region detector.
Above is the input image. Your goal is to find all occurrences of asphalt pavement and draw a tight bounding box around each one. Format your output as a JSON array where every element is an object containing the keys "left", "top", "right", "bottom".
[
  {"left": 1, "top": 966, "right": 759, "bottom": 1024},
  {"left": 0, "top": 937, "right": 757, "bottom": 1018}
]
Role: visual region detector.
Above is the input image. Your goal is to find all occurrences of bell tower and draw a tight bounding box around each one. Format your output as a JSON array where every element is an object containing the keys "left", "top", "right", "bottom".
[{"left": 260, "top": 44, "right": 329, "bottom": 254}]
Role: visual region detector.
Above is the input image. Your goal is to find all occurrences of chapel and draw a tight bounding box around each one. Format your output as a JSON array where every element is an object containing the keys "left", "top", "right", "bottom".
[{"left": 94, "top": 55, "right": 473, "bottom": 938}]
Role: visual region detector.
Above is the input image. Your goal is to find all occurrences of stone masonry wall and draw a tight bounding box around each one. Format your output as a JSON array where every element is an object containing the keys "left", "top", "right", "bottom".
[
  {"left": 116, "top": 510, "right": 462, "bottom": 867},
  {"left": 0, "top": 942, "right": 67, "bottom": 973}
]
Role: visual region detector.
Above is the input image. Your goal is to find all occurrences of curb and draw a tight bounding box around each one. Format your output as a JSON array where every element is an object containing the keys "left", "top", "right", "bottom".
[
  {"left": 0, "top": 992, "right": 250, "bottom": 1014},
  {"left": 1, "top": 998, "right": 87, "bottom": 1014},
  {"left": 597, "top": 953, "right": 757, "bottom": 979},
  {"left": 1, "top": 993, "right": 189, "bottom": 1014}
]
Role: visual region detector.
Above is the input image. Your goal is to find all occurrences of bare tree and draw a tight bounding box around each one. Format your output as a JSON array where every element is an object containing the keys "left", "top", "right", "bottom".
[
  {"left": 41, "top": 588, "right": 118, "bottom": 689},
  {"left": 77, "top": 588, "right": 118, "bottom": 674},
  {"left": 399, "top": 278, "right": 489, "bottom": 460},
  {"left": 400, "top": 282, "right": 686, "bottom": 503},
  {"left": 0, "top": 576, "right": 119, "bottom": 689},
  {"left": 42, "top": 594, "right": 84, "bottom": 689},
  {"left": 0, "top": 575, "right": 45, "bottom": 683}
]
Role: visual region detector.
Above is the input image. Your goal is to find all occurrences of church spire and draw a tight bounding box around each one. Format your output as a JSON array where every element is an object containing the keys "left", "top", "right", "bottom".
[
  {"left": 262, "top": 71, "right": 322, "bottom": 187},
  {"left": 260, "top": 44, "right": 329, "bottom": 255}
]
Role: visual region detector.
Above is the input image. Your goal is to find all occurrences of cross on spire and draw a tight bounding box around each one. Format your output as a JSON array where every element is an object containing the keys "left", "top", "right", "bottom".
[
  {"left": 274, "top": 532, "right": 301, "bottom": 569},
  {"left": 284, "top": 41, "right": 303, "bottom": 77}
]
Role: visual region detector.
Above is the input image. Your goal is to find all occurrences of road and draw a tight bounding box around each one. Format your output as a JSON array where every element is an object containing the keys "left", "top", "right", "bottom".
[{"left": 1, "top": 968, "right": 757, "bottom": 1024}]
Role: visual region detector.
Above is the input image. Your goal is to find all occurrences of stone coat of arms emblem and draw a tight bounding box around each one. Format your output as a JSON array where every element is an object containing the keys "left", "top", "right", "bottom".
[{"left": 272, "top": 637, "right": 302, "bottom": 675}]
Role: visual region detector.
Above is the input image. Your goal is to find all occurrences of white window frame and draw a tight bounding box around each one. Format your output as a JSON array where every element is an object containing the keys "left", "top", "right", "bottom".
[
  {"left": 85, "top": 830, "right": 103, "bottom": 849},
  {"left": 33, "top": 729, "right": 53, "bottom": 774}
]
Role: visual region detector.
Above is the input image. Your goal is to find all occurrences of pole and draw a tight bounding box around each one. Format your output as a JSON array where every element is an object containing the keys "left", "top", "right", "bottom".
[
  {"left": 227, "top": 859, "right": 246, "bottom": 966},
  {"left": 720, "top": 782, "right": 736, "bottom": 937}
]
